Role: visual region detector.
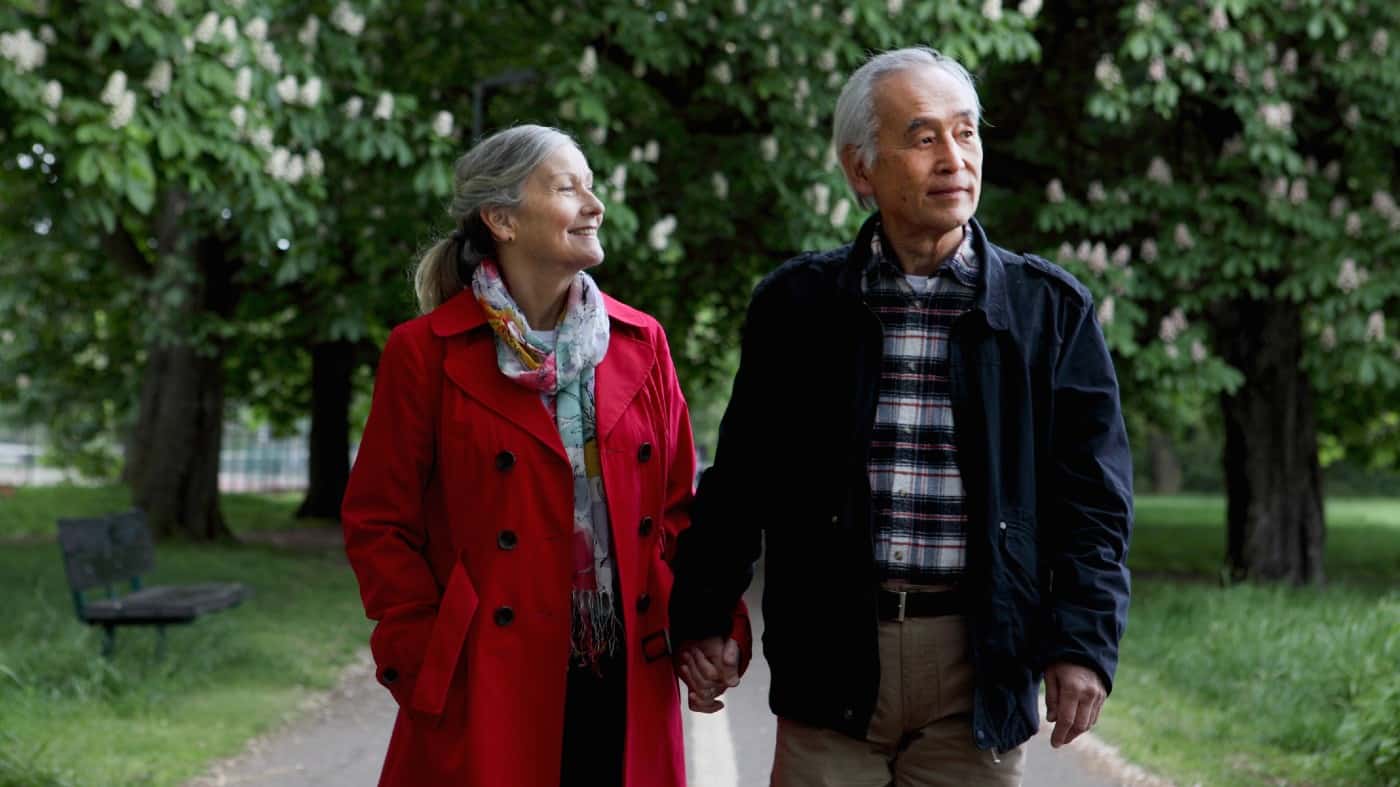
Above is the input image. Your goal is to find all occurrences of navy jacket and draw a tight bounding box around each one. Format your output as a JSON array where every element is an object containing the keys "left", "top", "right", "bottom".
[{"left": 670, "top": 214, "right": 1133, "bottom": 752}]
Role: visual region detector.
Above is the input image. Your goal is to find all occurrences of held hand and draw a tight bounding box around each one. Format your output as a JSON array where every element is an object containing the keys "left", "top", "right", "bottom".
[
  {"left": 674, "top": 636, "right": 741, "bottom": 713},
  {"left": 1044, "top": 662, "right": 1106, "bottom": 748}
]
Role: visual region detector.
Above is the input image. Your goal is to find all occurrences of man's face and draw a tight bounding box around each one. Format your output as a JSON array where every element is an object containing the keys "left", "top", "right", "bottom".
[{"left": 843, "top": 65, "right": 983, "bottom": 240}]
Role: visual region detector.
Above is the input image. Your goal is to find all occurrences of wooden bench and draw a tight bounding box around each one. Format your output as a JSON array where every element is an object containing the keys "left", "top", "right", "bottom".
[{"left": 56, "top": 510, "right": 249, "bottom": 656}]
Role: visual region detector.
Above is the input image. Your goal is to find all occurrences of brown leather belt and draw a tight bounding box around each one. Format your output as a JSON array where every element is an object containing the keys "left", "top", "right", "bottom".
[{"left": 876, "top": 588, "right": 963, "bottom": 622}]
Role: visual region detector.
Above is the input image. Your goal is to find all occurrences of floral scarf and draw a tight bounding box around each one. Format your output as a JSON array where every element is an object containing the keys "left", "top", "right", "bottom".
[{"left": 471, "top": 259, "right": 619, "bottom": 668}]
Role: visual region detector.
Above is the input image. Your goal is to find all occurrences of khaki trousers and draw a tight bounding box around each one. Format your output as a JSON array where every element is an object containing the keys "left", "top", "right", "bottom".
[{"left": 771, "top": 613, "right": 1025, "bottom": 787}]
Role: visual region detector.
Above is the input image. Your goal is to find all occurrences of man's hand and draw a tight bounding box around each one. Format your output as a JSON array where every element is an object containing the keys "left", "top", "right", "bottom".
[
  {"left": 674, "top": 637, "right": 740, "bottom": 713},
  {"left": 1044, "top": 662, "right": 1106, "bottom": 748}
]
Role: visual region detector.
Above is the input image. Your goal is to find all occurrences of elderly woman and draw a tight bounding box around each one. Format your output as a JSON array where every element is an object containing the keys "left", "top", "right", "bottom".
[{"left": 342, "top": 125, "right": 750, "bottom": 787}]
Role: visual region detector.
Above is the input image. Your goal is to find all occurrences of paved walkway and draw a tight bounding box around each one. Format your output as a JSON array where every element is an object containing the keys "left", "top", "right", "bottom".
[{"left": 189, "top": 573, "right": 1171, "bottom": 787}]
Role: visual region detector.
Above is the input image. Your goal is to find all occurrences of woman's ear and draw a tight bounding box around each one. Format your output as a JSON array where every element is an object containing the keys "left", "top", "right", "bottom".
[{"left": 479, "top": 206, "right": 517, "bottom": 245}]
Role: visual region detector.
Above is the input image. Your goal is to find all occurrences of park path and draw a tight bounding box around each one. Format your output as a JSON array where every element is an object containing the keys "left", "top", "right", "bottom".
[{"left": 188, "top": 565, "right": 1172, "bottom": 787}]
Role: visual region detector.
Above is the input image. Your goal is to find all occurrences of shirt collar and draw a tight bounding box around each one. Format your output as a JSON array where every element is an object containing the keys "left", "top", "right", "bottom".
[{"left": 865, "top": 223, "right": 981, "bottom": 290}]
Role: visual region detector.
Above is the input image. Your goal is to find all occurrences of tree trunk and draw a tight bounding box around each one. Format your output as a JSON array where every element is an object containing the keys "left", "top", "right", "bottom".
[
  {"left": 296, "top": 339, "right": 355, "bottom": 521},
  {"left": 1147, "top": 428, "right": 1183, "bottom": 494},
  {"left": 1215, "top": 297, "right": 1325, "bottom": 585},
  {"left": 124, "top": 233, "right": 239, "bottom": 541}
]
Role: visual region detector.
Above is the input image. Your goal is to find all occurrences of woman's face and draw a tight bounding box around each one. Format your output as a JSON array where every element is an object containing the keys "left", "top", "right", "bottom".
[{"left": 506, "top": 144, "right": 605, "bottom": 273}]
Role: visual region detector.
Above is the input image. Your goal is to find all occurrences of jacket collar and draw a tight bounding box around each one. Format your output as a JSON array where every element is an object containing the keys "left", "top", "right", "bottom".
[
  {"left": 839, "top": 212, "right": 1010, "bottom": 332},
  {"left": 428, "top": 279, "right": 651, "bottom": 338}
]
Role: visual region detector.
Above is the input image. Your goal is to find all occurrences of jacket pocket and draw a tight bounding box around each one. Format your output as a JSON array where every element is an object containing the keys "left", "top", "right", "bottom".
[
  {"left": 409, "top": 560, "right": 479, "bottom": 716},
  {"left": 998, "top": 513, "right": 1041, "bottom": 603}
]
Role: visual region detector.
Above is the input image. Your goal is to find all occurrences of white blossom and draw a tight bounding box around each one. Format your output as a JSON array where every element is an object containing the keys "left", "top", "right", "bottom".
[
  {"left": 1085, "top": 242, "right": 1108, "bottom": 274},
  {"left": 1221, "top": 135, "right": 1244, "bottom": 158},
  {"left": 15, "top": 374, "right": 30, "bottom": 391},
  {"left": 373, "top": 92, "right": 394, "bottom": 120},
  {"left": 1366, "top": 311, "right": 1386, "bottom": 342},
  {"left": 331, "top": 3, "right": 366, "bottom": 36},
  {"left": 1288, "top": 178, "right": 1308, "bottom": 206},
  {"left": 1337, "top": 258, "right": 1362, "bottom": 292},
  {"left": 579, "top": 46, "right": 598, "bottom": 79},
  {"left": 254, "top": 41, "right": 282, "bottom": 73},
  {"left": 37, "top": 24, "right": 55, "bottom": 44},
  {"left": 1097, "top": 296, "right": 1115, "bottom": 325},
  {"left": 1164, "top": 343, "right": 1180, "bottom": 359},
  {"left": 219, "top": 16, "right": 238, "bottom": 43},
  {"left": 245, "top": 17, "right": 269, "bottom": 42},
  {"left": 266, "top": 146, "right": 291, "bottom": 180},
  {"left": 648, "top": 215, "right": 677, "bottom": 251},
  {"left": 1209, "top": 6, "right": 1228, "bottom": 32},
  {"left": 1046, "top": 178, "right": 1065, "bottom": 203},
  {"left": 840, "top": 8, "right": 856, "bottom": 25},
  {"left": 1087, "top": 181, "right": 1107, "bottom": 203},
  {"left": 766, "top": 45, "right": 780, "bottom": 68},
  {"left": 1232, "top": 64, "right": 1250, "bottom": 87},
  {"left": 194, "top": 12, "right": 220, "bottom": 43},
  {"left": 1190, "top": 340, "right": 1207, "bottom": 363},
  {"left": 981, "top": 0, "right": 1002, "bottom": 22},
  {"left": 299, "top": 16, "right": 321, "bottom": 47},
  {"left": 1095, "top": 56, "right": 1122, "bottom": 89},
  {"left": 1146, "top": 157, "right": 1172, "bottom": 185},
  {"left": 1323, "top": 161, "right": 1341, "bottom": 183},
  {"left": 1174, "top": 223, "right": 1194, "bottom": 249},
  {"left": 1265, "top": 176, "right": 1287, "bottom": 201},
  {"left": 251, "top": 126, "right": 274, "bottom": 151},
  {"left": 1172, "top": 42, "right": 1195, "bottom": 63},
  {"left": 235, "top": 67, "right": 253, "bottom": 101},
  {"left": 1320, "top": 325, "right": 1337, "bottom": 350},
  {"left": 101, "top": 71, "right": 129, "bottom": 105},
  {"left": 760, "top": 136, "right": 778, "bottom": 162},
  {"left": 1281, "top": 48, "right": 1298, "bottom": 74},
  {"left": 559, "top": 100, "right": 576, "bottom": 120},
  {"left": 123, "top": 0, "right": 142, "bottom": 10},
  {"left": 276, "top": 75, "right": 299, "bottom": 104},
  {"left": 1057, "top": 242, "right": 1076, "bottom": 261},
  {"left": 221, "top": 48, "right": 243, "bottom": 69},
  {"left": 1373, "top": 29, "right": 1389, "bottom": 57},
  {"left": 285, "top": 154, "right": 306, "bottom": 184},
  {"left": 794, "top": 77, "right": 811, "bottom": 107},
  {"left": 609, "top": 164, "right": 628, "bottom": 192},
  {"left": 672, "top": 2, "right": 688, "bottom": 19},
  {"left": 887, "top": 0, "right": 905, "bottom": 13},
  {"left": 1260, "top": 68, "right": 1277, "bottom": 93},
  {"left": 300, "top": 77, "right": 322, "bottom": 106},
  {"left": 1339, "top": 42, "right": 1354, "bottom": 62},
  {"left": 734, "top": 0, "right": 747, "bottom": 13},
  {"left": 1159, "top": 308, "right": 1188, "bottom": 342},
  {"left": 154, "top": 0, "right": 175, "bottom": 11},
  {"left": 1140, "top": 238, "right": 1159, "bottom": 262},
  {"left": 629, "top": 146, "right": 644, "bottom": 163},
  {"left": 712, "top": 61, "right": 732, "bottom": 85},
  {"left": 712, "top": 172, "right": 729, "bottom": 200},
  {"left": 810, "top": 182, "right": 832, "bottom": 215},
  {"left": 831, "top": 198, "right": 851, "bottom": 227},
  {"left": 1344, "top": 106, "right": 1362, "bottom": 130},
  {"left": 432, "top": 110, "right": 454, "bottom": 138},
  {"left": 230, "top": 105, "right": 247, "bottom": 129},
  {"left": 1329, "top": 196, "right": 1348, "bottom": 218},
  {"left": 644, "top": 140, "right": 660, "bottom": 163},
  {"left": 1018, "top": 0, "right": 1041, "bottom": 17},
  {"left": 1148, "top": 57, "right": 1166, "bottom": 82},
  {"left": 306, "top": 149, "right": 324, "bottom": 178},
  {"left": 1135, "top": 1, "right": 1154, "bottom": 24},
  {"left": 817, "top": 49, "right": 837, "bottom": 72},
  {"left": 1076, "top": 240, "right": 1093, "bottom": 262},
  {"left": 1346, "top": 212, "right": 1363, "bottom": 237},
  {"left": 145, "top": 61, "right": 173, "bottom": 97},
  {"left": 41, "top": 80, "right": 62, "bottom": 109},
  {"left": 109, "top": 90, "right": 137, "bottom": 129},
  {"left": 1112, "top": 244, "right": 1131, "bottom": 267},
  {"left": 632, "top": 61, "right": 647, "bottom": 78},
  {"left": 1259, "top": 102, "right": 1293, "bottom": 131}
]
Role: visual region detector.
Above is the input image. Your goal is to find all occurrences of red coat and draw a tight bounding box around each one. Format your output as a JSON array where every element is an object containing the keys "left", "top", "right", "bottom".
[{"left": 342, "top": 289, "right": 749, "bottom": 787}]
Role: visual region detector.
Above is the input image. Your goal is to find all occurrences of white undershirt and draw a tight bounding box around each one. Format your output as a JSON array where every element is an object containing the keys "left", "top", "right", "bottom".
[{"left": 904, "top": 273, "right": 935, "bottom": 294}]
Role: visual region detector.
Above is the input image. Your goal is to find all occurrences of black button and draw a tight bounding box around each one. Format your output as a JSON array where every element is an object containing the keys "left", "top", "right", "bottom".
[
  {"left": 637, "top": 442, "right": 653, "bottom": 462},
  {"left": 495, "top": 450, "right": 515, "bottom": 471},
  {"left": 380, "top": 667, "right": 399, "bottom": 685},
  {"left": 639, "top": 516, "right": 654, "bottom": 536},
  {"left": 636, "top": 594, "right": 652, "bottom": 613},
  {"left": 497, "top": 530, "right": 517, "bottom": 550},
  {"left": 493, "top": 606, "right": 514, "bottom": 626}
]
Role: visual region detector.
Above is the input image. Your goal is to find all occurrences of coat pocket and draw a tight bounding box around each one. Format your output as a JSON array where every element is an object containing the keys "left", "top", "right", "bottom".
[{"left": 409, "top": 560, "right": 479, "bottom": 716}]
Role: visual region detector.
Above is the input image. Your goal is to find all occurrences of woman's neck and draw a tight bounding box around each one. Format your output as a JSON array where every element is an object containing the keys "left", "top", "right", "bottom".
[{"left": 496, "top": 255, "right": 573, "bottom": 330}]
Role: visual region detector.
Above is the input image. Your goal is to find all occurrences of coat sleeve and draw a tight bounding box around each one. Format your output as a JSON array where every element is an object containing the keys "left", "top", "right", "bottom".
[
  {"left": 342, "top": 324, "right": 443, "bottom": 709},
  {"left": 1042, "top": 295, "right": 1133, "bottom": 693},
  {"left": 654, "top": 323, "right": 753, "bottom": 672},
  {"left": 667, "top": 280, "right": 778, "bottom": 648}
]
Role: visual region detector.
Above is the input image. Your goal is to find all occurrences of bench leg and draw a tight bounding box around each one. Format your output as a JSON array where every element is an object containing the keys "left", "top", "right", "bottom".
[{"left": 101, "top": 625, "right": 116, "bottom": 658}]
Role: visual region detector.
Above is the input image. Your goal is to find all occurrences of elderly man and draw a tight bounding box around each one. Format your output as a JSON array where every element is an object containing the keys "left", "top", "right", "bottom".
[{"left": 669, "top": 46, "right": 1133, "bottom": 786}]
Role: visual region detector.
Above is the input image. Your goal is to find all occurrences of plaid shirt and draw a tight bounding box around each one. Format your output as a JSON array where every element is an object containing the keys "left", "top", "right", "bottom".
[{"left": 861, "top": 226, "right": 980, "bottom": 584}]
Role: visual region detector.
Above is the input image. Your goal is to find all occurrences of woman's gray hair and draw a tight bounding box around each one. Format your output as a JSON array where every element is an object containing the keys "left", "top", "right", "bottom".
[
  {"left": 832, "top": 47, "right": 982, "bottom": 209},
  {"left": 413, "top": 124, "right": 577, "bottom": 314}
]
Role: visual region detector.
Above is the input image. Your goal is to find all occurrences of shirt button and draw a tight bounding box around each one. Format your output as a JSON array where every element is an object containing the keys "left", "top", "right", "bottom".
[
  {"left": 830, "top": 514, "right": 839, "bottom": 524},
  {"left": 637, "top": 442, "right": 653, "bottom": 463},
  {"left": 497, "top": 530, "right": 518, "bottom": 550},
  {"left": 493, "top": 606, "right": 514, "bottom": 626},
  {"left": 495, "top": 450, "right": 515, "bottom": 471},
  {"left": 999, "top": 521, "right": 1007, "bottom": 530},
  {"left": 893, "top": 550, "right": 906, "bottom": 561}
]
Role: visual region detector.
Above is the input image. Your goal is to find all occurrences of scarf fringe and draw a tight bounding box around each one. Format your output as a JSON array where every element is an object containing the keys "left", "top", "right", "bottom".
[{"left": 570, "top": 588, "right": 622, "bottom": 669}]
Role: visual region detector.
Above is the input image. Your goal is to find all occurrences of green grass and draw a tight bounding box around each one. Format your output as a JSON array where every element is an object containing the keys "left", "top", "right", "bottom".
[
  {"left": 0, "top": 484, "right": 322, "bottom": 539},
  {"left": 0, "top": 487, "right": 367, "bottom": 787},
  {"left": 1100, "top": 495, "right": 1400, "bottom": 787}
]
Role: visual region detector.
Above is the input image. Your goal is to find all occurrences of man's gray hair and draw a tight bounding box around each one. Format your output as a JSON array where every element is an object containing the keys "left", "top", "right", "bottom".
[
  {"left": 413, "top": 124, "right": 576, "bottom": 313},
  {"left": 832, "top": 47, "right": 982, "bottom": 209}
]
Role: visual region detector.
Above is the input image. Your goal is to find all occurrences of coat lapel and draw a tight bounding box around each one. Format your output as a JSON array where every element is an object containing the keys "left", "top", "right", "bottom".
[{"left": 595, "top": 327, "right": 654, "bottom": 440}]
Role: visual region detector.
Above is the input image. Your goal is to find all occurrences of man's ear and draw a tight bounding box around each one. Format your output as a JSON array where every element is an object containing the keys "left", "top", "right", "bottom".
[
  {"left": 479, "top": 206, "right": 516, "bottom": 244},
  {"left": 839, "top": 145, "right": 876, "bottom": 203}
]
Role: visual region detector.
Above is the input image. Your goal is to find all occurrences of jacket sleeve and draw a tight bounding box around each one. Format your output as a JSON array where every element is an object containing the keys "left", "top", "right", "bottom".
[
  {"left": 1042, "top": 295, "right": 1133, "bottom": 693},
  {"left": 341, "top": 324, "right": 443, "bottom": 709},
  {"left": 655, "top": 323, "right": 753, "bottom": 672},
  {"left": 667, "top": 281, "right": 778, "bottom": 647}
]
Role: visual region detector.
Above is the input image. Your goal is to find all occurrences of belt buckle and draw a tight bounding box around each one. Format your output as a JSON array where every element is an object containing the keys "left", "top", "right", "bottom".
[{"left": 896, "top": 590, "right": 907, "bottom": 623}]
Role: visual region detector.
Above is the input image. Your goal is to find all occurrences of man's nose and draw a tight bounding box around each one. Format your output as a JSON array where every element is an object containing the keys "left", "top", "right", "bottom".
[{"left": 933, "top": 135, "right": 966, "bottom": 174}]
